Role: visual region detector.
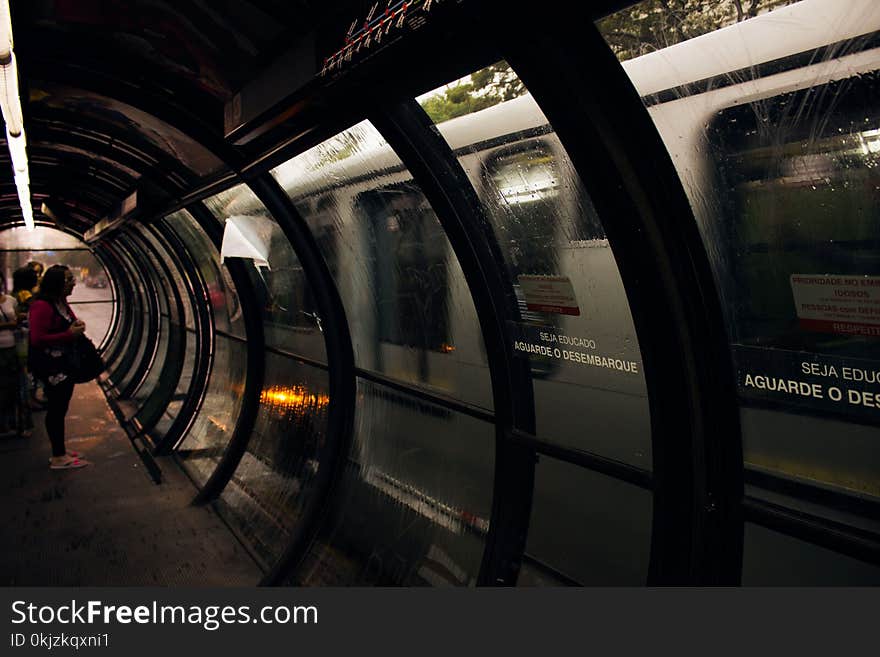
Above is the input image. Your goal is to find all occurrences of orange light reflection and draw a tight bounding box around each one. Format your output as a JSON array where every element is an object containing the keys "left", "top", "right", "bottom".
[{"left": 260, "top": 385, "right": 330, "bottom": 411}]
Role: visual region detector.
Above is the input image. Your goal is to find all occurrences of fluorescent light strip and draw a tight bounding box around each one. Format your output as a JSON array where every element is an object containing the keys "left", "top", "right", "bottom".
[{"left": 0, "top": 0, "right": 32, "bottom": 230}]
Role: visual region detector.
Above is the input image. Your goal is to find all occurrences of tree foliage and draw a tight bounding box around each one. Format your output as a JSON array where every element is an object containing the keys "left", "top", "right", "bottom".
[
  {"left": 419, "top": 61, "right": 527, "bottom": 124},
  {"left": 418, "top": 1, "right": 803, "bottom": 123},
  {"left": 597, "top": 0, "right": 801, "bottom": 61}
]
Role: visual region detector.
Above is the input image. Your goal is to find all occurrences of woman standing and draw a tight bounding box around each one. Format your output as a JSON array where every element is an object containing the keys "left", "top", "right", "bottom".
[{"left": 29, "top": 265, "right": 90, "bottom": 470}]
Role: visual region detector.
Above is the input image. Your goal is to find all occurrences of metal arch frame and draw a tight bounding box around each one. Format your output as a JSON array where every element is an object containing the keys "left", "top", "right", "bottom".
[
  {"left": 0, "top": 219, "right": 79, "bottom": 237},
  {"left": 101, "top": 240, "right": 144, "bottom": 377},
  {"left": 27, "top": 155, "right": 136, "bottom": 197},
  {"left": 113, "top": 232, "right": 163, "bottom": 399},
  {"left": 92, "top": 245, "right": 128, "bottom": 366},
  {"left": 21, "top": 58, "right": 240, "bottom": 171},
  {"left": 32, "top": 110, "right": 200, "bottom": 188},
  {"left": 101, "top": 238, "right": 150, "bottom": 392},
  {"left": 122, "top": 224, "right": 189, "bottom": 437},
  {"left": 96, "top": 242, "right": 138, "bottom": 378},
  {"left": 184, "top": 200, "right": 266, "bottom": 504},
  {"left": 88, "top": 245, "right": 121, "bottom": 353},
  {"left": 474, "top": 3, "right": 743, "bottom": 584},
  {"left": 116, "top": 225, "right": 186, "bottom": 434},
  {"left": 148, "top": 217, "right": 216, "bottom": 456},
  {"left": 243, "top": 175, "right": 356, "bottom": 586},
  {"left": 369, "top": 104, "right": 537, "bottom": 586}
]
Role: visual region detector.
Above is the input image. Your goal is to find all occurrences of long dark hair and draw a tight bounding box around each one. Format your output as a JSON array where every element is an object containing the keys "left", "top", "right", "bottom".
[{"left": 37, "top": 265, "right": 70, "bottom": 302}]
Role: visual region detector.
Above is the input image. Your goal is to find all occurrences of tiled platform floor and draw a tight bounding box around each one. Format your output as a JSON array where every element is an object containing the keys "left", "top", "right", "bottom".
[{"left": 0, "top": 381, "right": 262, "bottom": 586}]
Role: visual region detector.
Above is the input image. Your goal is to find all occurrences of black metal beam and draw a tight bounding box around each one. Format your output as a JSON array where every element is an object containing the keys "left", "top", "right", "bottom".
[
  {"left": 96, "top": 243, "right": 137, "bottom": 376},
  {"left": 245, "top": 175, "right": 356, "bottom": 586},
  {"left": 371, "top": 101, "right": 537, "bottom": 586},
  {"left": 114, "top": 232, "right": 163, "bottom": 400},
  {"left": 744, "top": 497, "right": 880, "bottom": 567},
  {"left": 102, "top": 239, "right": 148, "bottom": 389},
  {"left": 477, "top": 1, "right": 743, "bottom": 584},
  {"left": 149, "top": 217, "right": 217, "bottom": 455},
  {"left": 187, "top": 199, "right": 266, "bottom": 502}
]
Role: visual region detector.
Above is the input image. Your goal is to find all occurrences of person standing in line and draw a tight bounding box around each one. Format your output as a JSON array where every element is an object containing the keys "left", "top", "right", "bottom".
[
  {"left": 11, "top": 268, "right": 39, "bottom": 429},
  {"left": 12, "top": 266, "right": 38, "bottom": 311},
  {"left": 27, "top": 261, "right": 44, "bottom": 286},
  {"left": 0, "top": 281, "right": 26, "bottom": 437},
  {"left": 29, "top": 265, "right": 90, "bottom": 470},
  {"left": 16, "top": 266, "right": 46, "bottom": 408}
]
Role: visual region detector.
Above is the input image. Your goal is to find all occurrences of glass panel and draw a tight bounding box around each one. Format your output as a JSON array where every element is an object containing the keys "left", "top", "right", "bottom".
[
  {"left": 597, "top": 1, "right": 880, "bottom": 493},
  {"left": 0, "top": 226, "right": 84, "bottom": 249},
  {"left": 742, "top": 522, "right": 880, "bottom": 585},
  {"left": 133, "top": 225, "right": 177, "bottom": 317},
  {"left": 104, "top": 245, "right": 145, "bottom": 378},
  {"left": 216, "top": 355, "right": 330, "bottom": 567},
  {"left": 177, "top": 336, "right": 247, "bottom": 484},
  {"left": 0, "top": 249, "right": 112, "bottom": 303},
  {"left": 95, "top": 250, "right": 130, "bottom": 363},
  {"left": 271, "top": 121, "right": 492, "bottom": 409},
  {"left": 69, "top": 256, "right": 113, "bottom": 304},
  {"left": 164, "top": 209, "right": 245, "bottom": 339},
  {"left": 519, "top": 457, "right": 651, "bottom": 585},
  {"left": 151, "top": 218, "right": 196, "bottom": 332},
  {"left": 153, "top": 328, "right": 198, "bottom": 441},
  {"left": 203, "top": 185, "right": 327, "bottom": 361},
  {"left": 131, "top": 318, "right": 169, "bottom": 406},
  {"left": 112, "top": 237, "right": 155, "bottom": 392},
  {"left": 293, "top": 379, "right": 494, "bottom": 586},
  {"left": 66, "top": 302, "right": 114, "bottom": 347},
  {"left": 125, "top": 226, "right": 182, "bottom": 417},
  {"left": 422, "top": 64, "right": 650, "bottom": 466},
  {"left": 133, "top": 318, "right": 180, "bottom": 430}
]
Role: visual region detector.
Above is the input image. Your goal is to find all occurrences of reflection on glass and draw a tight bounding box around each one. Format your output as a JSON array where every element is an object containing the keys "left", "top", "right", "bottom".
[
  {"left": 107, "top": 239, "right": 151, "bottom": 389},
  {"left": 97, "top": 252, "right": 130, "bottom": 364},
  {"left": 154, "top": 329, "right": 198, "bottom": 441},
  {"left": 203, "top": 185, "right": 327, "bottom": 361},
  {"left": 292, "top": 379, "right": 494, "bottom": 586},
  {"left": 423, "top": 62, "right": 650, "bottom": 466},
  {"left": 151, "top": 217, "right": 197, "bottom": 331},
  {"left": 596, "top": 0, "right": 880, "bottom": 499},
  {"left": 519, "top": 456, "right": 651, "bottom": 586},
  {"left": 596, "top": 0, "right": 799, "bottom": 62},
  {"left": 177, "top": 336, "right": 246, "bottom": 484},
  {"left": 217, "top": 356, "right": 330, "bottom": 567},
  {"left": 742, "top": 522, "right": 880, "bottom": 585},
  {"left": 164, "top": 209, "right": 245, "bottom": 338},
  {"left": 129, "top": 235, "right": 169, "bottom": 407},
  {"left": 271, "top": 121, "right": 492, "bottom": 409},
  {"left": 66, "top": 302, "right": 114, "bottom": 348},
  {"left": 104, "top": 245, "right": 146, "bottom": 380}
]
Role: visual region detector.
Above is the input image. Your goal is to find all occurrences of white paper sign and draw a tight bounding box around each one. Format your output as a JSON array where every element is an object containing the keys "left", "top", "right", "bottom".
[
  {"left": 220, "top": 215, "right": 273, "bottom": 269},
  {"left": 518, "top": 275, "right": 580, "bottom": 316},
  {"left": 790, "top": 274, "right": 880, "bottom": 337}
]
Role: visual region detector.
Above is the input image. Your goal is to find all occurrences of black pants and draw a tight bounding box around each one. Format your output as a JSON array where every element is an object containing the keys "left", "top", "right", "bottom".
[{"left": 45, "top": 378, "right": 75, "bottom": 457}]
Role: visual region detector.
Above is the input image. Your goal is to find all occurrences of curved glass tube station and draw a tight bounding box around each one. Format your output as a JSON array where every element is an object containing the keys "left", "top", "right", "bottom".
[{"left": 2, "top": 0, "right": 880, "bottom": 586}]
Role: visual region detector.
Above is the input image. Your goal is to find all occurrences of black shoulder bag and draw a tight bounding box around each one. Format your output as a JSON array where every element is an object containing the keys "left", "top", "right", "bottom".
[{"left": 28, "top": 304, "right": 104, "bottom": 385}]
